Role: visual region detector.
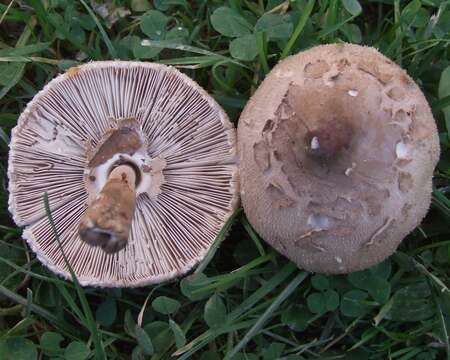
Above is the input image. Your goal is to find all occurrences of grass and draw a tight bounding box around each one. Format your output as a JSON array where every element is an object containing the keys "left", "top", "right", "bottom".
[{"left": 0, "top": 0, "right": 449, "bottom": 359}]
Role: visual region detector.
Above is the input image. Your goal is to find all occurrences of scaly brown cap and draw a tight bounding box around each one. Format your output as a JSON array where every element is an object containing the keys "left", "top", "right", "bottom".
[{"left": 238, "top": 44, "right": 440, "bottom": 274}]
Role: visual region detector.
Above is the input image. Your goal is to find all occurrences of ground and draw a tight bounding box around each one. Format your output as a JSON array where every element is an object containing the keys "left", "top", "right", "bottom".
[{"left": 0, "top": 0, "right": 449, "bottom": 359}]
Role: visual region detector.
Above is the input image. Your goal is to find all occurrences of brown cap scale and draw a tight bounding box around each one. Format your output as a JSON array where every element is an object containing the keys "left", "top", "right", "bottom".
[
  {"left": 8, "top": 61, "right": 238, "bottom": 287},
  {"left": 238, "top": 44, "right": 440, "bottom": 274}
]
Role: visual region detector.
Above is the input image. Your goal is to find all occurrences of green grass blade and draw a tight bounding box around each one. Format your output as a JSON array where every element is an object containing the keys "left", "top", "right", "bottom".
[
  {"left": 0, "top": 2, "right": 30, "bottom": 23},
  {"left": 0, "top": 285, "right": 79, "bottom": 337},
  {"left": 393, "top": 0, "right": 402, "bottom": 65},
  {"left": 433, "top": 94, "right": 450, "bottom": 113},
  {"left": 255, "top": 31, "right": 269, "bottom": 75},
  {"left": 192, "top": 253, "right": 274, "bottom": 295},
  {"left": 174, "top": 319, "right": 258, "bottom": 359},
  {"left": 174, "top": 263, "right": 297, "bottom": 357},
  {"left": 158, "top": 55, "right": 223, "bottom": 67},
  {"left": 141, "top": 40, "right": 249, "bottom": 69},
  {"left": 0, "top": 56, "right": 60, "bottom": 64},
  {"left": 0, "top": 42, "right": 50, "bottom": 57},
  {"left": 0, "top": 127, "right": 10, "bottom": 150},
  {"left": 53, "top": 280, "right": 88, "bottom": 326},
  {"left": 195, "top": 208, "right": 241, "bottom": 274},
  {"left": 0, "top": 63, "right": 25, "bottom": 101},
  {"left": 0, "top": 256, "right": 59, "bottom": 284},
  {"left": 432, "top": 190, "right": 450, "bottom": 220},
  {"left": 317, "top": 15, "right": 356, "bottom": 38},
  {"left": 281, "top": 0, "right": 315, "bottom": 59},
  {"left": 228, "top": 262, "right": 297, "bottom": 322},
  {"left": 43, "top": 193, "right": 106, "bottom": 360},
  {"left": 429, "top": 281, "right": 450, "bottom": 360},
  {"left": 224, "top": 271, "right": 309, "bottom": 359},
  {"left": 78, "top": 0, "right": 118, "bottom": 59},
  {"left": 24, "top": 0, "right": 50, "bottom": 37},
  {"left": 241, "top": 217, "right": 265, "bottom": 256},
  {"left": 0, "top": 14, "right": 37, "bottom": 100}
]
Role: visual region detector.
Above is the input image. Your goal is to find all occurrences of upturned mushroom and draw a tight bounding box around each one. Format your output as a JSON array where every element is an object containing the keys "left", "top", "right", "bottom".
[
  {"left": 238, "top": 44, "right": 440, "bottom": 274},
  {"left": 9, "top": 61, "right": 238, "bottom": 287}
]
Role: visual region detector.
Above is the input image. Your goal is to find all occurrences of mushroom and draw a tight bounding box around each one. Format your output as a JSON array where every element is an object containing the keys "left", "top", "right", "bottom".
[
  {"left": 238, "top": 44, "right": 440, "bottom": 274},
  {"left": 8, "top": 61, "right": 238, "bottom": 287}
]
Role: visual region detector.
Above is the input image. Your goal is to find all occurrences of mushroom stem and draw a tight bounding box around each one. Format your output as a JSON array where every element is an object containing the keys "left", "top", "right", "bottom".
[{"left": 79, "top": 164, "right": 136, "bottom": 253}]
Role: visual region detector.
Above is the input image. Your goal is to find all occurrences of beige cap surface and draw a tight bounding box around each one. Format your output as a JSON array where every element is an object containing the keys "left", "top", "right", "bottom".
[
  {"left": 9, "top": 61, "right": 238, "bottom": 287},
  {"left": 238, "top": 44, "right": 440, "bottom": 274}
]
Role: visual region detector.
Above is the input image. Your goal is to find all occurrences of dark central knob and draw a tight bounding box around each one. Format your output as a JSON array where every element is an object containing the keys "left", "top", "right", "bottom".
[{"left": 306, "top": 117, "right": 353, "bottom": 158}]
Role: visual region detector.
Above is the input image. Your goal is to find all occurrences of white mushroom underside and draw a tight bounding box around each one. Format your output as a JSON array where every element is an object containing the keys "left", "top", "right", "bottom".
[{"left": 9, "top": 61, "right": 238, "bottom": 287}]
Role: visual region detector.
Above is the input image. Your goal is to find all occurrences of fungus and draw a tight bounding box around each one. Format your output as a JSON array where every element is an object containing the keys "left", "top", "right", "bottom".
[
  {"left": 9, "top": 61, "right": 238, "bottom": 287},
  {"left": 238, "top": 44, "right": 440, "bottom": 274}
]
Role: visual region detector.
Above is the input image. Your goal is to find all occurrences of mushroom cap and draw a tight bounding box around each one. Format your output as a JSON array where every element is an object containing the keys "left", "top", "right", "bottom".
[
  {"left": 238, "top": 44, "right": 440, "bottom": 274},
  {"left": 9, "top": 61, "right": 238, "bottom": 287}
]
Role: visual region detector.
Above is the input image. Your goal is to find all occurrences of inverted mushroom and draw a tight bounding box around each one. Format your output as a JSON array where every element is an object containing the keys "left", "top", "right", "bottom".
[
  {"left": 8, "top": 61, "right": 238, "bottom": 287},
  {"left": 238, "top": 44, "right": 440, "bottom": 274}
]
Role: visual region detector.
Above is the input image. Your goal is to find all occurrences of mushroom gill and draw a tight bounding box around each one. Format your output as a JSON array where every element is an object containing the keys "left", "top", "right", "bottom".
[{"left": 8, "top": 61, "right": 238, "bottom": 287}]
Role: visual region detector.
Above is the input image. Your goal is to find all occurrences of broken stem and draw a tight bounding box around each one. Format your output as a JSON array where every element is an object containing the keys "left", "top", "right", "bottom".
[{"left": 79, "top": 164, "right": 136, "bottom": 253}]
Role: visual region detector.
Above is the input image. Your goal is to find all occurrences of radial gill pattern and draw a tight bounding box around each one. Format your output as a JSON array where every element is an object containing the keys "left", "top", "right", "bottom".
[{"left": 8, "top": 61, "right": 238, "bottom": 287}]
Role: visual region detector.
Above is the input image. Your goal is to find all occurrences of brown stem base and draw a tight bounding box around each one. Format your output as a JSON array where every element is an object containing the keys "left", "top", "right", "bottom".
[{"left": 79, "top": 165, "right": 136, "bottom": 253}]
